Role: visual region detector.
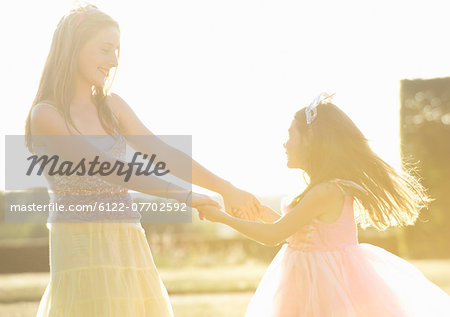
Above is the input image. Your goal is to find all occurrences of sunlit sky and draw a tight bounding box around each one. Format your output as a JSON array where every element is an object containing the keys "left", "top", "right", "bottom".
[{"left": 1, "top": 0, "right": 449, "bottom": 196}]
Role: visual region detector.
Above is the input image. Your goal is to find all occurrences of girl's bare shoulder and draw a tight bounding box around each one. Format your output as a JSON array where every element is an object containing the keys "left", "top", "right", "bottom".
[
  {"left": 106, "top": 93, "right": 128, "bottom": 116},
  {"left": 30, "top": 102, "right": 67, "bottom": 135},
  {"left": 311, "top": 181, "right": 346, "bottom": 223}
]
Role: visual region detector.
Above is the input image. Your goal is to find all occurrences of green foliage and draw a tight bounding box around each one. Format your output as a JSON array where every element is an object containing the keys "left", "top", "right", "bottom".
[{"left": 400, "top": 77, "right": 450, "bottom": 258}]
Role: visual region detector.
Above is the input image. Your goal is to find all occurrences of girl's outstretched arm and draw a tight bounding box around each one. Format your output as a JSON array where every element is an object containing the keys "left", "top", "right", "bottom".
[
  {"left": 109, "top": 93, "right": 260, "bottom": 219},
  {"left": 30, "top": 104, "right": 219, "bottom": 208},
  {"left": 233, "top": 204, "right": 281, "bottom": 223},
  {"left": 259, "top": 205, "right": 282, "bottom": 223},
  {"left": 109, "top": 93, "right": 227, "bottom": 189},
  {"left": 197, "top": 182, "right": 345, "bottom": 246}
]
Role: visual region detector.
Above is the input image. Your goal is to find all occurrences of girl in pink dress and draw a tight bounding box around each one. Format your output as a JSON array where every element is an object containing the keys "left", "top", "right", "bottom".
[{"left": 198, "top": 93, "right": 450, "bottom": 316}]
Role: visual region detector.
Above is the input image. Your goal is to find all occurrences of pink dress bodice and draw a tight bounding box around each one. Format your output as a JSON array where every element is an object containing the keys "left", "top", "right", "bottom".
[
  {"left": 285, "top": 195, "right": 359, "bottom": 251},
  {"left": 282, "top": 178, "right": 365, "bottom": 251}
]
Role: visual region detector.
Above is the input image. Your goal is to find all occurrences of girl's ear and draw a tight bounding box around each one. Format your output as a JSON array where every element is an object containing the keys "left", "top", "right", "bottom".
[{"left": 302, "top": 128, "right": 313, "bottom": 147}]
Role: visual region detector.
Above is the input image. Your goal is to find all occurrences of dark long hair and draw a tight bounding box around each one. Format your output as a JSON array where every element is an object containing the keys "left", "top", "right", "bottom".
[{"left": 288, "top": 102, "right": 432, "bottom": 231}]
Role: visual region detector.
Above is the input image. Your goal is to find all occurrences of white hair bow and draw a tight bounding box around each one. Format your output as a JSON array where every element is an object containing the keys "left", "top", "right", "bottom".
[{"left": 305, "top": 92, "right": 334, "bottom": 125}]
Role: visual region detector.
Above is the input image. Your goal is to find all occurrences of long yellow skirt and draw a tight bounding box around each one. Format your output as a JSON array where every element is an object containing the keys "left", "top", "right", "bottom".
[{"left": 37, "top": 221, "right": 173, "bottom": 317}]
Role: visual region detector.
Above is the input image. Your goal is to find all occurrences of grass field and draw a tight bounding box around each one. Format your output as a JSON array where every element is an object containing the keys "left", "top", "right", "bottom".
[
  {"left": 0, "top": 293, "right": 254, "bottom": 317},
  {"left": 0, "top": 260, "right": 449, "bottom": 317}
]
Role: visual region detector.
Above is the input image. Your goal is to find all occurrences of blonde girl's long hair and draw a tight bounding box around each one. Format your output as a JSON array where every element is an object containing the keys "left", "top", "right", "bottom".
[
  {"left": 288, "top": 101, "right": 432, "bottom": 231},
  {"left": 24, "top": 4, "right": 121, "bottom": 153}
]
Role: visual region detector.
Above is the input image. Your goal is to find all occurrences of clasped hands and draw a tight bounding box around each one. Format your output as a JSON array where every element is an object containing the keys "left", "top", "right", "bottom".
[{"left": 192, "top": 185, "right": 262, "bottom": 222}]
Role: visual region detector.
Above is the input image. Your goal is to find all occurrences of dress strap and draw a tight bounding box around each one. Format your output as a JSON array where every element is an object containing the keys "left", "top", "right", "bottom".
[
  {"left": 34, "top": 100, "right": 63, "bottom": 116},
  {"left": 330, "top": 180, "right": 348, "bottom": 196},
  {"left": 36, "top": 100, "right": 58, "bottom": 108},
  {"left": 330, "top": 178, "right": 369, "bottom": 195},
  {"left": 35, "top": 100, "right": 121, "bottom": 137}
]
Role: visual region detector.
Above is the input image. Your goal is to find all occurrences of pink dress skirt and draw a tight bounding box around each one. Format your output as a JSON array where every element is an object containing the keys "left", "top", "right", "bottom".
[{"left": 246, "top": 180, "right": 450, "bottom": 317}]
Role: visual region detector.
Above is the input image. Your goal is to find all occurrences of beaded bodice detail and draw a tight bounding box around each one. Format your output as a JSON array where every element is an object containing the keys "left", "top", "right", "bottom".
[
  {"left": 284, "top": 180, "right": 363, "bottom": 251},
  {"left": 35, "top": 134, "right": 141, "bottom": 222}
]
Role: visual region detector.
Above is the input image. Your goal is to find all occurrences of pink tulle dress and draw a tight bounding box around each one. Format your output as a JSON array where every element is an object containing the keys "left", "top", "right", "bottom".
[{"left": 245, "top": 179, "right": 450, "bottom": 317}]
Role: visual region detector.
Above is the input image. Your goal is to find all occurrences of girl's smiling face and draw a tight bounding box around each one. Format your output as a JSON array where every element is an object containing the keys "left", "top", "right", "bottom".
[
  {"left": 76, "top": 26, "right": 120, "bottom": 87},
  {"left": 284, "top": 119, "right": 310, "bottom": 169}
]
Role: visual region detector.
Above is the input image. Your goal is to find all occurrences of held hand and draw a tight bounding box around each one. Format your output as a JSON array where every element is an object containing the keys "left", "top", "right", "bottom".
[
  {"left": 190, "top": 192, "right": 221, "bottom": 220},
  {"left": 222, "top": 185, "right": 262, "bottom": 221},
  {"left": 196, "top": 205, "right": 227, "bottom": 223}
]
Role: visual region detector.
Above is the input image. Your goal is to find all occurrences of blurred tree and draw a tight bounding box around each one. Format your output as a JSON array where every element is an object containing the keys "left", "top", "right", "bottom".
[{"left": 400, "top": 77, "right": 450, "bottom": 258}]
